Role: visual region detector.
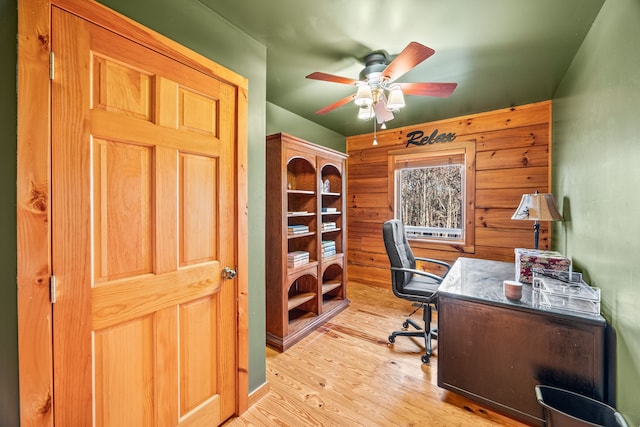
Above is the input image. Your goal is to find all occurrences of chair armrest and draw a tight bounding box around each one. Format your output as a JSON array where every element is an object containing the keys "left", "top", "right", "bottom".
[
  {"left": 390, "top": 266, "right": 444, "bottom": 283},
  {"left": 414, "top": 257, "right": 451, "bottom": 274}
]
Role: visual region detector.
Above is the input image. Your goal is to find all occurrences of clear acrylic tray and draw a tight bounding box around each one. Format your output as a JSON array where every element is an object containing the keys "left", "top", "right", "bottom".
[{"left": 532, "top": 269, "right": 601, "bottom": 316}]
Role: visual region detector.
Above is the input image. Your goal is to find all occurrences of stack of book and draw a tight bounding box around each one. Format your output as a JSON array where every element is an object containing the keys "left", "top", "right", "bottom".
[
  {"left": 288, "top": 251, "right": 309, "bottom": 268},
  {"left": 287, "top": 224, "right": 309, "bottom": 235},
  {"left": 321, "top": 221, "right": 337, "bottom": 231},
  {"left": 321, "top": 207, "right": 337, "bottom": 213},
  {"left": 321, "top": 240, "right": 336, "bottom": 258}
]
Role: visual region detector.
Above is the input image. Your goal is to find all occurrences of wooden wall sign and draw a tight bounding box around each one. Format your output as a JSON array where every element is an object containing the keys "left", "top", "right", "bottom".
[{"left": 405, "top": 129, "right": 457, "bottom": 147}]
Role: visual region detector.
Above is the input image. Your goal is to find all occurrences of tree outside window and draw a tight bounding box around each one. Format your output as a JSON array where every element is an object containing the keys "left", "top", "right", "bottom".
[
  {"left": 389, "top": 142, "right": 475, "bottom": 251},
  {"left": 398, "top": 162, "right": 463, "bottom": 240}
]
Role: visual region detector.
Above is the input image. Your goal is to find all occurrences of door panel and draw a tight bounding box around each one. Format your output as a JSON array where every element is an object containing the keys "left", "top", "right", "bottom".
[
  {"left": 52, "top": 6, "right": 237, "bottom": 426},
  {"left": 94, "top": 316, "right": 155, "bottom": 426},
  {"left": 180, "top": 297, "right": 218, "bottom": 413},
  {"left": 94, "top": 139, "right": 154, "bottom": 281},
  {"left": 181, "top": 154, "right": 218, "bottom": 265}
]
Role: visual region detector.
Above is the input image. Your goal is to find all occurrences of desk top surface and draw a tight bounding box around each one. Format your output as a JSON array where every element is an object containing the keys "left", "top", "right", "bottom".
[{"left": 439, "top": 257, "right": 605, "bottom": 324}]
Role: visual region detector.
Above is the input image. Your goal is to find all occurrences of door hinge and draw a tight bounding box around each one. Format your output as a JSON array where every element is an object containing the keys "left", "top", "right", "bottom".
[
  {"left": 49, "top": 51, "right": 55, "bottom": 80},
  {"left": 50, "top": 275, "right": 57, "bottom": 303}
]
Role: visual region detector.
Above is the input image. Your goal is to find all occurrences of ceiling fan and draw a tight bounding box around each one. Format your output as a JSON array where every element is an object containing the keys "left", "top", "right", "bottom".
[{"left": 306, "top": 41, "right": 457, "bottom": 125}]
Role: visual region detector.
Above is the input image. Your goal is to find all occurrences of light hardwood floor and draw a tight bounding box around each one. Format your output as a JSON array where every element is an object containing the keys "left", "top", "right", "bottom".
[{"left": 224, "top": 281, "right": 529, "bottom": 426}]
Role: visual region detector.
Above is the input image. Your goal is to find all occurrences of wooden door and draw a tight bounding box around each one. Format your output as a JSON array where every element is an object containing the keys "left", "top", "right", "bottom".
[{"left": 51, "top": 6, "right": 238, "bottom": 426}]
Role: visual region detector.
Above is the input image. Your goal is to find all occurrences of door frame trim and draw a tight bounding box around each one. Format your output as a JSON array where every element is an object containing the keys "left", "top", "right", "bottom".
[{"left": 17, "top": 1, "right": 249, "bottom": 424}]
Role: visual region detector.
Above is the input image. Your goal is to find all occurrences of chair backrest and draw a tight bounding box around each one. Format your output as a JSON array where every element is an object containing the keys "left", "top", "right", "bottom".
[{"left": 382, "top": 219, "right": 416, "bottom": 288}]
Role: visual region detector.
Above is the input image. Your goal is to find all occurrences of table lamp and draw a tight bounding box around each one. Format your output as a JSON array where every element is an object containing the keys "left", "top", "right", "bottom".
[{"left": 511, "top": 192, "right": 563, "bottom": 249}]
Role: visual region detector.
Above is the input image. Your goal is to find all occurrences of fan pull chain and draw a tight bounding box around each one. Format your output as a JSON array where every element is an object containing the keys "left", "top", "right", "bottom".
[{"left": 372, "top": 120, "right": 378, "bottom": 146}]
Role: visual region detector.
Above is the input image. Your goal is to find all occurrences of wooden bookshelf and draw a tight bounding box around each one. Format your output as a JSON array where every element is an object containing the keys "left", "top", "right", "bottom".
[{"left": 266, "top": 133, "right": 349, "bottom": 351}]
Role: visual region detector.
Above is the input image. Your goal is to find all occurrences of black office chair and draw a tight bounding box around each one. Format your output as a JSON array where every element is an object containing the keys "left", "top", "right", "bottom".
[{"left": 382, "top": 219, "right": 451, "bottom": 364}]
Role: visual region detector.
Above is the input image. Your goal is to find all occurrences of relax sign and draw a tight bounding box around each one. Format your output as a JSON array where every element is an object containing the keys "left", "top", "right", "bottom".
[{"left": 405, "top": 129, "right": 456, "bottom": 147}]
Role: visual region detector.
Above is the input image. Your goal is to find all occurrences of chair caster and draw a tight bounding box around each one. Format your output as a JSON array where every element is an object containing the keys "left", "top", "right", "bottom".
[
  {"left": 402, "top": 321, "right": 410, "bottom": 329},
  {"left": 388, "top": 335, "right": 396, "bottom": 344},
  {"left": 421, "top": 354, "right": 430, "bottom": 364}
]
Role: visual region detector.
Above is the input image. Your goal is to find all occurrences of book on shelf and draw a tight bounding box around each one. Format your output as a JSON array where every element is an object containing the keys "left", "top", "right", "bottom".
[
  {"left": 288, "top": 259, "right": 310, "bottom": 268},
  {"left": 288, "top": 225, "right": 308, "bottom": 230},
  {"left": 287, "top": 224, "right": 309, "bottom": 235},
  {"left": 287, "top": 251, "right": 310, "bottom": 267},
  {"left": 288, "top": 229, "right": 309, "bottom": 233},
  {"left": 321, "top": 207, "right": 337, "bottom": 213},
  {"left": 321, "top": 241, "right": 337, "bottom": 258},
  {"left": 287, "top": 250, "right": 309, "bottom": 260},
  {"left": 288, "top": 255, "right": 309, "bottom": 262},
  {"left": 321, "top": 222, "right": 337, "bottom": 231}
]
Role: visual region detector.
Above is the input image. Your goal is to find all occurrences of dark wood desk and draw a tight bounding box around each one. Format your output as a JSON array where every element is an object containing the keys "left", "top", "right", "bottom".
[{"left": 437, "top": 257, "right": 606, "bottom": 426}]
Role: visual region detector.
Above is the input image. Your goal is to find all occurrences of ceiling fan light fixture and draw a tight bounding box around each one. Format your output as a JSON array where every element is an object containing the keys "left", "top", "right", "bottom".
[
  {"left": 357, "top": 105, "right": 375, "bottom": 120},
  {"left": 306, "top": 42, "right": 457, "bottom": 126},
  {"left": 386, "top": 84, "right": 405, "bottom": 110},
  {"left": 354, "top": 84, "right": 373, "bottom": 107}
]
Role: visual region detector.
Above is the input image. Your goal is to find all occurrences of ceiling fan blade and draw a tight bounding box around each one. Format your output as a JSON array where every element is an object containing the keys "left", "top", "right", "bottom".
[
  {"left": 306, "top": 72, "right": 359, "bottom": 85},
  {"left": 382, "top": 42, "right": 435, "bottom": 82},
  {"left": 374, "top": 94, "right": 394, "bottom": 124},
  {"left": 397, "top": 82, "right": 458, "bottom": 98},
  {"left": 315, "top": 94, "right": 355, "bottom": 115}
]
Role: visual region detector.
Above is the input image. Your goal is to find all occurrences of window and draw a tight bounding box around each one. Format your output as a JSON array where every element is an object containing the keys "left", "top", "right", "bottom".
[
  {"left": 397, "top": 155, "right": 464, "bottom": 240},
  {"left": 389, "top": 141, "right": 475, "bottom": 251}
]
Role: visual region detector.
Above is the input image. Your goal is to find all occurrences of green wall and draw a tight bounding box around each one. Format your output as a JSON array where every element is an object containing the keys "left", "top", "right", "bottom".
[
  {"left": 552, "top": 0, "right": 640, "bottom": 425},
  {"left": 266, "top": 102, "right": 346, "bottom": 152},
  {"left": 0, "top": 0, "right": 19, "bottom": 424}
]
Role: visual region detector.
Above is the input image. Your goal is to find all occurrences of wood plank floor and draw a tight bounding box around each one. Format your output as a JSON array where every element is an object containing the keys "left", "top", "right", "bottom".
[{"left": 224, "top": 281, "right": 529, "bottom": 426}]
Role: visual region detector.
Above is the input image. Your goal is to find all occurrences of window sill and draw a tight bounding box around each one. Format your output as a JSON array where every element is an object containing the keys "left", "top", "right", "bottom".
[{"left": 408, "top": 238, "right": 475, "bottom": 254}]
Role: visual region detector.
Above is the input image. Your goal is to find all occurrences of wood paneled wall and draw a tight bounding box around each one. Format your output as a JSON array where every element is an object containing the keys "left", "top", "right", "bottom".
[{"left": 346, "top": 101, "right": 552, "bottom": 286}]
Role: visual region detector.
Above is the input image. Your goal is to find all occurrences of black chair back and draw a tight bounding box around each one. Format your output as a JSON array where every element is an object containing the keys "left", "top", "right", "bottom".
[{"left": 382, "top": 219, "right": 416, "bottom": 290}]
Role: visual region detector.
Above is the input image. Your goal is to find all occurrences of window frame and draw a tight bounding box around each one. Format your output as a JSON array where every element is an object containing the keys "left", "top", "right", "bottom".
[{"left": 387, "top": 140, "right": 476, "bottom": 253}]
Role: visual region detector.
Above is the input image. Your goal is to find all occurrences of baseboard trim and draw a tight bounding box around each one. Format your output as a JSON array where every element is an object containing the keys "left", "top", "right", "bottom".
[{"left": 248, "top": 381, "right": 270, "bottom": 408}]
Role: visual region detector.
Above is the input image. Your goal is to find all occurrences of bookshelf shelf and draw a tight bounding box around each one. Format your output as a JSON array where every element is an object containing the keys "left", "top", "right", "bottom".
[
  {"left": 287, "top": 232, "right": 315, "bottom": 239},
  {"left": 288, "top": 189, "right": 315, "bottom": 195},
  {"left": 321, "top": 228, "right": 341, "bottom": 234},
  {"left": 322, "top": 281, "right": 342, "bottom": 294},
  {"left": 287, "top": 212, "right": 315, "bottom": 217},
  {"left": 266, "top": 133, "right": 349, "bottom": 352},
  {"left": 287, "top": 260, "right": 318, "bottom": 274},
  {"left": 287, "top": 292, "right": 316, "bottom": 311}
]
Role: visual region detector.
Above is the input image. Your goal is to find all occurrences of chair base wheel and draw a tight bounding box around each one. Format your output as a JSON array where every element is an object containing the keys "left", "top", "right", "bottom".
[
  {"left": 388, "top": 335, "right": 395, "bottom": 344},
  {"left": 421, "top": 354, "right": 430, "bottom": 364}
]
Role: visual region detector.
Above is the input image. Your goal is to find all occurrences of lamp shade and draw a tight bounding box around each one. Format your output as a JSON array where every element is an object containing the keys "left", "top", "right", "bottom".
[
  {"left": 354, "top": 84, "right": 373, "bottom": 107},
  {"left": 386, "top": 84, "right": 405, "bottom": 110},
  {"left": 511, "top": 193, "right": 563, "bottom": 221},
  {"left": 357, "top": 105, "right": 375, "bottom": 120}
]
